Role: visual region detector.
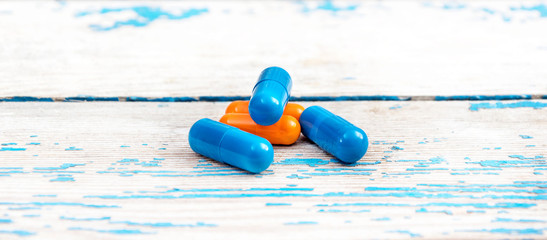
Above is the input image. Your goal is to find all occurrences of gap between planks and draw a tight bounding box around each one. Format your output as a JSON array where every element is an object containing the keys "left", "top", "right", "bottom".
[{"left": 0, "top": 94, "right": 545, "bottom": 102}]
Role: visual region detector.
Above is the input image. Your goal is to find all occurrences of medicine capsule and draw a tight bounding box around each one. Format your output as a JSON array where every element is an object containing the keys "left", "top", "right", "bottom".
[
  {"left": 188, "top": 118, "right": 274, "bottom": 173},
  {"left": 225, "top": 101, "right": 305, "bottom": 121},
  {"left": 220, "top": 113, "right": 300, "bottom": 145},
  {"left": 299, "top": 106, "right": 368, "bottom": 164},
  {"left": 249, "top": 66, "right": 292, "bottom": 126}
]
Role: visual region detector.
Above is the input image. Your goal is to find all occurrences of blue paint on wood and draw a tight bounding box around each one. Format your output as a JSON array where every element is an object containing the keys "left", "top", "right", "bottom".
[
  {"left": 266, "top": 203, "right": 292, "bottom": 206},
  {"left": 151, "top": 172, "right": 258, "bottom": 177},
  {"left": 0, "top": 96, "right": 53, "bottom": 102},
  {"left": 34, "top": 171, "right": 84, "bottom": 174},
  {"left": 76, "top": 7, "right": 209, "bottom": 31},
  {"left": 406, "top": 168, "right": 449, "bottom": 171},
  {"left": 50, "top": 176, "right": 75, "bottom": 182},
  {"left": 83, "top": 188, "right": 546, "bottom": 200},
  {"left": 298, "top": 0, "right": 358, "bottom": 14},
  {"left": 69, "top": 227, "right": 154, "bottom": 235},
  {"left": 458, "top": 168, "right": 502, "bottom": 171},
  {"left": 8, "top": 207, "right": 41, "bottom": 210},
  {"left": 0, "top": 202, "right": 119, "bottom": 208},
  {"left": 303, "top": 172, "right": 372, "bottom": 176},
  {"left": 467, "top": 210, "right": 486, "bottom": 213},
  {"left": 84, "top": 192, "right": 317, "bottom": 199},
  {"left": 32, "top": 194, "right": 56, "bottom": 197},
  {"left": 290, "top": 95, "right": 410, "bottom": 101},
  {"left": 0, "top": 170, "right": 26, "bottom": 174},
  {"left": 493, "top": 218, "right": 545, "bottom": 223},
  {"left": 469, "top": 101, "right": 547, "bottom": 111},
  {"left": 317, "top": 0, "right": 358, "bottom": 13},
  {"left": 166, "top": 187, "right": 311, "bottom": 193},
  {"left": 0, "top": 147, "right": 26, "bottom": 151},
  {"left": 274, "top": 158, "right": 330, "bottom": 167},
  {"left": 110, "top": 221, "right": 216, "bottom": 228},
  {"left": 479, "top": 160, "right": 545, "bottom": 168},
  {"left": 389, "top": 104, "right": 402, "bottom": 110},
  {"left": 318, "top": 209, "right": 370, "bottom": 213},
  {"left": 61, "top": 216, "right": 111, "bottom": 221},
  {"left": 416, "top": 207, "right": 453, "bottom": 215},
  {"left": 127, "top": 96, "right": 197, "bottom": 102},
  {"left": 481, "top": 8, "right": 496, "bottom": 15},
  {"left": 508, "top": 155, "right": 544, "bottom": 160},
  {"left": 436, "top": 95, "right": 531, "bottom": 101},
  {"left": 314, "top": 168, "right": 376, "bottom": 172},
  {"left": 318, "top": 209, "right": 349, "bottom": 213},
  {"left": 0, "top": 230, "right": 35, "bottom": 236},
  {"left": 384, "top": 172, "right": 431, "bottom": 176},
  {"left": 512, "top": 4, "right": 547, "bottom": 17},
  {"left": 118, "top": 158, "right": 138, "bottom": 163},
  {"left": 248, "top": 187, "right": 313, "bottom": 191},
  {"left": 366, "top": 186, "right": 539, "bottom": 194},
  {"left": 199, "top": 96, "right": 249, "bottom": 101},
  {"left": 462, "top": 228, "right": 544, "bottom": 235},
  {"left": 319, "top": 202, "right": 535, "bottom": 209},
  {"left": 388, "top": 230, "right": 422, "bottom": 238},
  {"left": 65, "top": 96, "right": 120, "bottom": 102},
  {"left": 65, "top": 147, "right": 83, "bottom": 151},
  {"left": 284, "top": 221, "right": 318, "bottom": 225},
  {"left": 34, "top": 163, "right": 85, "bottom": 171},
  {"left": 372, "top": 217, "right": 391, "bottom": 221}
]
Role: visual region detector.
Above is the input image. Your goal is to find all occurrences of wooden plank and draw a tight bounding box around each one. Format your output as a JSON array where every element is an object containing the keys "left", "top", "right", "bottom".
[
  {"left": 0, "top": 1, "right": 546, "bottom": 97},
  {"left": 0, "top": 101, "right": 545, "bottom": 238}
]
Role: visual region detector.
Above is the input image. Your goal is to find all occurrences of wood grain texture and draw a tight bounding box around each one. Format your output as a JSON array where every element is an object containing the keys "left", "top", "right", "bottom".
[
  {"left": 0, "top": 0, "right": 546, "bottom": 97},
  {"left": 0, "top": 101, "right": 545, "bottom": 239}
]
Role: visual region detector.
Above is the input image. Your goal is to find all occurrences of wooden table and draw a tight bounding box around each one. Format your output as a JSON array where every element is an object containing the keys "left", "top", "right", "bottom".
[{"left": 1, "top": 1, "right": 546, "bottom": 239}]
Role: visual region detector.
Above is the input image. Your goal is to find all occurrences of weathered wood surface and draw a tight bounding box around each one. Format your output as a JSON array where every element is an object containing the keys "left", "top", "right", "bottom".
[
  {"left": 0, "top": 101, "right": 545, "bottom": 239},
  {"left": 1, "top": 1, "right": 546, "bottom": 97},
  {"left": 1, "top": 0, "right": 546, "bottom": 238}
]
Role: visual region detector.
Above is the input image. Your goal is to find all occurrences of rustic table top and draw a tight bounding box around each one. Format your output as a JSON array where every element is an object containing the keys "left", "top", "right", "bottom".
[{"left": 0, "top": 1, "right": 546, "bottom": 239}]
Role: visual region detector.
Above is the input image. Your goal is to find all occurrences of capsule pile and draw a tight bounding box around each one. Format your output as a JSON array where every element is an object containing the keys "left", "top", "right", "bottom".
[{"left": 188, "top": 67, "right": 369, "bottom": 173}]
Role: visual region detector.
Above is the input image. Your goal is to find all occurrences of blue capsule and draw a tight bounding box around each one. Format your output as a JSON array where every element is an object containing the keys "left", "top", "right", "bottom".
[
  {"left": 188, "top": 118, "right": 274, "bottom": 173},
  {"left": 299, "top": 106, "right": 368, "bottom": 164},
  {"left": 249, "top": 67, "right": 292, "bottom": 126}
]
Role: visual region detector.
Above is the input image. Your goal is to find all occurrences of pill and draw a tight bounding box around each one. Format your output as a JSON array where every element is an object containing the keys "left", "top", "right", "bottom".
[
  {"left": 220, "top": 113, "right": 301, "bottom": 145},
  {"left": 188, "top": 118, "right": 274, "bottom": 173},
  {"left": 225, "top": 101, "right": 305, "bottom": 121},
  {"left": 299, "top": 106, "right": 368, "bottom": 164},
  {"left": 249, "top": 66, "right": 292, "bottom": 126}
]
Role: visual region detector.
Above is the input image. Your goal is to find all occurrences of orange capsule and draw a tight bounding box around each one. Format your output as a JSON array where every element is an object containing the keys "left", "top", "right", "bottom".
[
  {"left": 220, "top": 113, "right": 301, "bottom": 145},
  {"left": 225, "top": 101, "right": 305, "bottom": 121}
]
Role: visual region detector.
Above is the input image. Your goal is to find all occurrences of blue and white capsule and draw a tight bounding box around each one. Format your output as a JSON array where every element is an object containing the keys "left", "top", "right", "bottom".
[
  {"left": 188, "top": 118, "right": 274, "bottom": 173},
  {"left": 249, "top": 66, "right": 292, "bottom": 126},
  {"left": 299, "top": 106, "right": 368, "bottom": 164}
]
